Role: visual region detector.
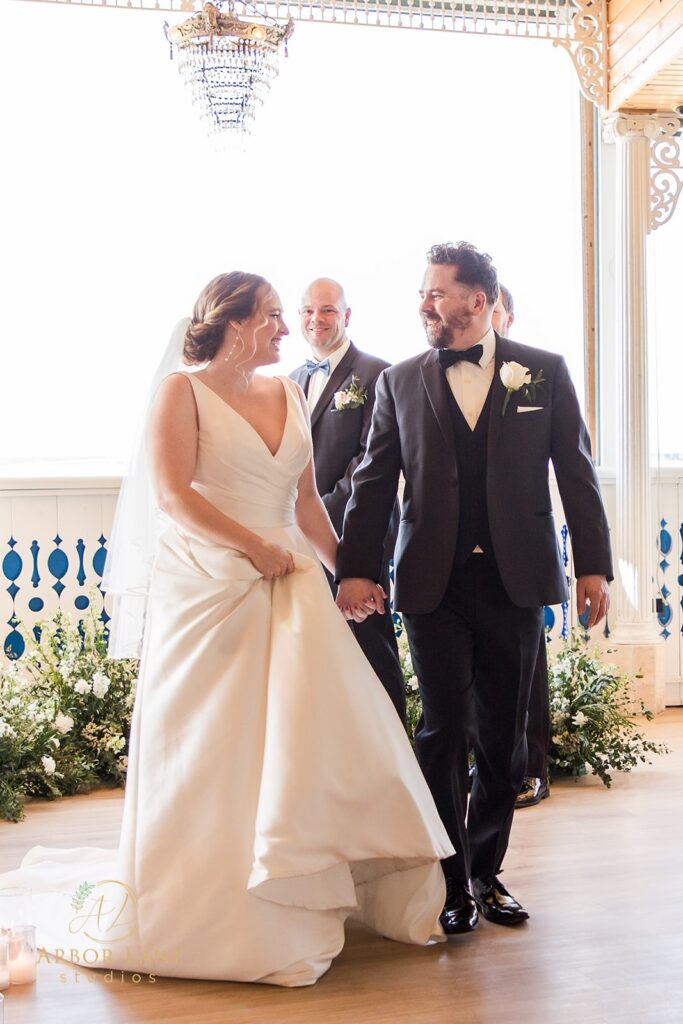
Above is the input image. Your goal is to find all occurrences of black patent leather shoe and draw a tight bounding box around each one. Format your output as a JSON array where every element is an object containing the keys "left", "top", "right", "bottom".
[
  {"left": 515, "top": 776, "right": 550, "bottom": 809},
  {"left": 439, "top": 878, "right": 478, "bottom": 934},
  {"left": 470, "top": 876, "right": 529, "bottom": 927}
]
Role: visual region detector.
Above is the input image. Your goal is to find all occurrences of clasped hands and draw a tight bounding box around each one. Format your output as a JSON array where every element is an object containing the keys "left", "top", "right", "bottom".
[
  {"left": 336, "top": 578, "right": 387, "bottom": 623},
  {"left": 336, "top": 574, "right": 610, "bottom": 628}
]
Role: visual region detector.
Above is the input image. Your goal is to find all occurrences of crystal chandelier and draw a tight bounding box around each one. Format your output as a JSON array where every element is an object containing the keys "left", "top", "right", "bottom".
[{"left": 165, "top": 2, "right": 294, "bottom": 137}]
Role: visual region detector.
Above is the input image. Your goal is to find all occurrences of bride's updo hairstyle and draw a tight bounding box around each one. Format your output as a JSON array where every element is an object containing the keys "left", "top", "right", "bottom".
[{"left": 183, "top": 271, "right": 269, "bottom": 365}]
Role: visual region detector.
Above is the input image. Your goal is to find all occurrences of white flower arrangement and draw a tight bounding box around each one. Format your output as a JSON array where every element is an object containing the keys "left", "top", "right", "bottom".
[
  {"left": 0, "top": 602, "right": 138, "bottom": 822},
  {"left": 548, "top": 630, "right": 668, "bottom": 786}
]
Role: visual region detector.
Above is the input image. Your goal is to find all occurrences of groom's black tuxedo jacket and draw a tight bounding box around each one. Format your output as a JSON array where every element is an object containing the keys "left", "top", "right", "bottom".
[
  {"left": 336, "top": 335, "right": 613, "bottom": 614},
  {"left": 291, "top": 341, "right": 399, "bottom": 551}
]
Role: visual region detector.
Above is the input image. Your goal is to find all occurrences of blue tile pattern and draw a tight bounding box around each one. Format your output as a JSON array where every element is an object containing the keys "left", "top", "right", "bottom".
[
  {"left": 3, "top": 537, "right": 25, "bottom": 659},
  {"left": 2, "top": 532, "right": 109, "bottom": 658},
  {"left": 658, "top": 519, "right": 673, "bottom": 639}
]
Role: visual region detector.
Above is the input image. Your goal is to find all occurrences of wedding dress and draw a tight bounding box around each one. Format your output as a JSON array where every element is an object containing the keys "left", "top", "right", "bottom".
[{"left": 1, "top": 374, "right": 453, "bottom": 987}]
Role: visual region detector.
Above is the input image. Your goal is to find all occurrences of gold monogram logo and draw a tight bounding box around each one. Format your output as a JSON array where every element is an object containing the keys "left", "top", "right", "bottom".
[{"left": 69, "top": 880, "right": 136, "bottom": 944}]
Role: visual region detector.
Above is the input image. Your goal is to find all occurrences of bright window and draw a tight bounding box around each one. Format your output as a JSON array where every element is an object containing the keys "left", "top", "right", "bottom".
[
  {"left": 650, "top": 211, "right": 683, "bottom": 465},
  {"left": 2, "top": 3, "right": 584, "bottom": 469}
]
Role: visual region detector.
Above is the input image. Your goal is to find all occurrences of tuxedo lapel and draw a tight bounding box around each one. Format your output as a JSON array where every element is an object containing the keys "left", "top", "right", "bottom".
[
  {"left": 420, "top": 350, "right": 456, "bottom": 455},
  {"left": 487, "top": 334, "right": 511, "bottom": 456},
  {"left": 310, "top": 343, "right": 358, "bottom": 430}
]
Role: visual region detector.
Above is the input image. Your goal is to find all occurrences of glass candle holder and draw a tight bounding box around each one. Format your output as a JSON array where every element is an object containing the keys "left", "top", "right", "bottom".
[
  {"left": 0, "top": 888, "right": 32, "bottom": 930},
  {"left": 8, "top": 925, "right": 37, "bottom": 986},
  {"left": 0, "top": 936, "right": 9, "bottom": 991}
]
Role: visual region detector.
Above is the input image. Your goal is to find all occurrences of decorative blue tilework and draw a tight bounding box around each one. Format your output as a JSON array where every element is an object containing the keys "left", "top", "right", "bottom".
[
  {"left": 30, "top": 540, "right": 40, "bottom": 588},
  {"left": 660, "top": 520, "right": 672, "bottom": 555},
  {"left": 47, "top": 535, "right": 69, "bottom": 598},
  {"left": 76, "top": 539, "right": 86, "bottom": 587},
  {"left": 657, "top": 520, "right": 673, "bottom": 639},
  {"left": 561, "top": 524, "right": 569, "bottom": 639},
  {"left": 93, "top": 536, "right": 107, "bottom": 579},
  {"left": 3, "top": 538, "right": 24, "bottom": 659}
]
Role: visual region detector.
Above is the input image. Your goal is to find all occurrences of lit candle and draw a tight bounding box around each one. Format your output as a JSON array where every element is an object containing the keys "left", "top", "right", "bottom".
[{"left": 8, "top": 926, "right": 37, "bottom": 986}]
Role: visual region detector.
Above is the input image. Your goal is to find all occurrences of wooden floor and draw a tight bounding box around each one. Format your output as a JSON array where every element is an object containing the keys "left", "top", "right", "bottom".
[{"left": 2, "top": 710, "right": 682, "bottom": 1024}]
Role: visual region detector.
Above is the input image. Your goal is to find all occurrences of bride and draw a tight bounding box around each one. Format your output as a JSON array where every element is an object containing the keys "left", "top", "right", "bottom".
[{"left": 1, "top": 271, "right": 453, "bottom": 987}]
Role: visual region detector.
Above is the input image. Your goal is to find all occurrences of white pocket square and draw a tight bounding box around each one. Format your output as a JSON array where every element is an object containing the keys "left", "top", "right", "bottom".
[{"left": 517, "top": 406, "right": 544, "bottom": 413}]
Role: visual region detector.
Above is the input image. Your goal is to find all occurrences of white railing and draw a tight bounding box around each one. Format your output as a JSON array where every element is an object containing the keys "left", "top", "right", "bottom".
[
  {"left": 16, "top": 0, "right": 577, "bottom": 36},
  {"left": 2, "top": 467, "right": 681, "bottom": 704}
]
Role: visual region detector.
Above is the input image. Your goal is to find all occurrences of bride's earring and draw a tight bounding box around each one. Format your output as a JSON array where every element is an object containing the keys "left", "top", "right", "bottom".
[{"left": 225, "top": 331, "right": 244, "bottom": 364}]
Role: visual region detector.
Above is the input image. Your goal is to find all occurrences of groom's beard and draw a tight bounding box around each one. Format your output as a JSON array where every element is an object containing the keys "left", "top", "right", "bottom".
[{"left": 423, "top": 310, "right": 474, "bottom": 349}]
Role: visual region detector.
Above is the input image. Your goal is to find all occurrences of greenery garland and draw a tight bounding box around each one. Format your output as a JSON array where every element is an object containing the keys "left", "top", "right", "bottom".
[
  {"left": 0, "top": 610, "right": 669, "bottom": 823},
  {"left": 0, "top": 606, "right": 137, "bottom": 822},
  {"left": 398, "top": 625, "right": 668, "bottom": 787}
]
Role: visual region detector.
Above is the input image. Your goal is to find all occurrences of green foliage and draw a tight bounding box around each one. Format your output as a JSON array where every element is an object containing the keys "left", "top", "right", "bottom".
[
  {"left": 0, "top": 603, "right": 138, "bottom": 822},
  {"left": 396, "top": 625, "right": 422, "bottom": 740},
  {"left": 548, "top": 630, "right": 668, "bottom": 787},
  {"left": 397, "top": 621, "right": 668, "bottom": 788}
]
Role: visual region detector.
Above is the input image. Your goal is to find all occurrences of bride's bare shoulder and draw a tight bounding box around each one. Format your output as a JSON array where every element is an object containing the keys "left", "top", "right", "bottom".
[
  {"left": 159, "top": 370, "right": 195, "bottom": 393},
  {"left": 150, "top": 372, "right": 198, "bottom": 423}
]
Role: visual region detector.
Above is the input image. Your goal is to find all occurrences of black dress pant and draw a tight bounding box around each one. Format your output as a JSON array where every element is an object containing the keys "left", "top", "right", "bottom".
[
  {"left": 403, "top": 555, "right": 542, "bottom": 883},
  {"left": 326, "top": 561, "right": 406, "bottom": 724},
  {"left": 525, "top": 635, "right": 551, "bottom": 779}
]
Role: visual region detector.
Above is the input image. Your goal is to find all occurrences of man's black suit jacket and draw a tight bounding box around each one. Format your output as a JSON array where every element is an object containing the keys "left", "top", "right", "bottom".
[
  {"left": 336, "top": 335, "right": 613, "bottom": 614},
  {"left": 290, "top": 341, "right": 399, "bottom": 551}
]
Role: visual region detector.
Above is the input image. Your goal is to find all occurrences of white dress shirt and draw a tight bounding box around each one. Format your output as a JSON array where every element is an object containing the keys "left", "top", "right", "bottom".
[
  {"left": 307, "top": 339, "right": 351, "bottom": 413},
  {"left": 444, "top": 327, "right": 496, "bottom": 431}
]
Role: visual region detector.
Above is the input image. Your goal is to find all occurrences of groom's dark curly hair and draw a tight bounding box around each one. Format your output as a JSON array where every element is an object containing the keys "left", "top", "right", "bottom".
[{"left": 427, "top": 242, "right": 499, "bottom": 307}]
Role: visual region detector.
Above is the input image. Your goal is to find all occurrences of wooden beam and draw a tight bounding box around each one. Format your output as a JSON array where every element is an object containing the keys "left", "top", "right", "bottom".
[{"left": 609, "top": 12, "right": 683, "bottom": 109}]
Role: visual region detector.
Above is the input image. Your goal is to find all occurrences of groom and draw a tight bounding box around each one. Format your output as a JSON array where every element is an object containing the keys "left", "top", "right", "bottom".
[{"left": 336, "top": 242, "right": 612, "bottom": 932}]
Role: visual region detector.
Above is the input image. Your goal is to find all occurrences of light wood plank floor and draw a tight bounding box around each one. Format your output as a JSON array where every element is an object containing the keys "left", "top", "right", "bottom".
[{"left": 1, "top": 710, "right": 682, "bottom": 1024}]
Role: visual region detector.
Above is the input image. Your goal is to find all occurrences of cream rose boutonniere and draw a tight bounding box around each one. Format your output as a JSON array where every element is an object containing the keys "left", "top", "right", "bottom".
[
  {"left": 500, "top": 361, "right": 545, "bottom": 416},
  {"left": 333, "top": 375, "right": 367, "bottom": 412}
]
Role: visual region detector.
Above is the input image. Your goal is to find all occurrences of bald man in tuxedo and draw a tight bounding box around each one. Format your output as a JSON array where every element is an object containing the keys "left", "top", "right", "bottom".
[{"left": 290, "top": 278, "right": 405, "bottom": 721}]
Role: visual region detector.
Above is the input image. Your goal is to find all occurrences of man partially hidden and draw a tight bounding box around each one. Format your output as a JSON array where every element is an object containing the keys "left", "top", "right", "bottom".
[{"left": 492, "top": 284, "right": 551, "bottom": 811}]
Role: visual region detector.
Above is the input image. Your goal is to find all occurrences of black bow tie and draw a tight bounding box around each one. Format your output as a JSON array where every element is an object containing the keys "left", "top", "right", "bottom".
[{"left": 438, "top": 345, "right": 483, "bottom": 369}]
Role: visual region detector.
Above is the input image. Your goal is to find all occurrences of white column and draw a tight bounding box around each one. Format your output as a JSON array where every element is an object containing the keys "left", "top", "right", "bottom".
[{"left": 602, "top": 113, "right": 660, "bottom": 645}]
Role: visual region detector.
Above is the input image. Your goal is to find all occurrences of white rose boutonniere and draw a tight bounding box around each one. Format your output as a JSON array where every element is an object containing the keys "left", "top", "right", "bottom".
[
  {"left": 499, "top": 361, "right": 545, "bottom": 416},
  {"left": 333, "top": 375, "right": 368, "bottom": 412}
]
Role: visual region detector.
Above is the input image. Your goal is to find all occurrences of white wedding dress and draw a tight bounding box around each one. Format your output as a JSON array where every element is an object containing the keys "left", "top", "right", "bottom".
[{"left": 1, "top": 375, "right": 453, "bottom": 986}]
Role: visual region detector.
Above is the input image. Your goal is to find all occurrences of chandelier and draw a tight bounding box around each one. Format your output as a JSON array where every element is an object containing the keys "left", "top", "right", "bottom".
[{"left": 165, "top": 2, "right": 294, "bottom": 137}]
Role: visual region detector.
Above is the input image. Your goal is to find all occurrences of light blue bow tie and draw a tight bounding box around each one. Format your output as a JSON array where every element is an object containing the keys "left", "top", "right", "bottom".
[{"left": 305, "top": 358, "right": 330, "bottom": 376}]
